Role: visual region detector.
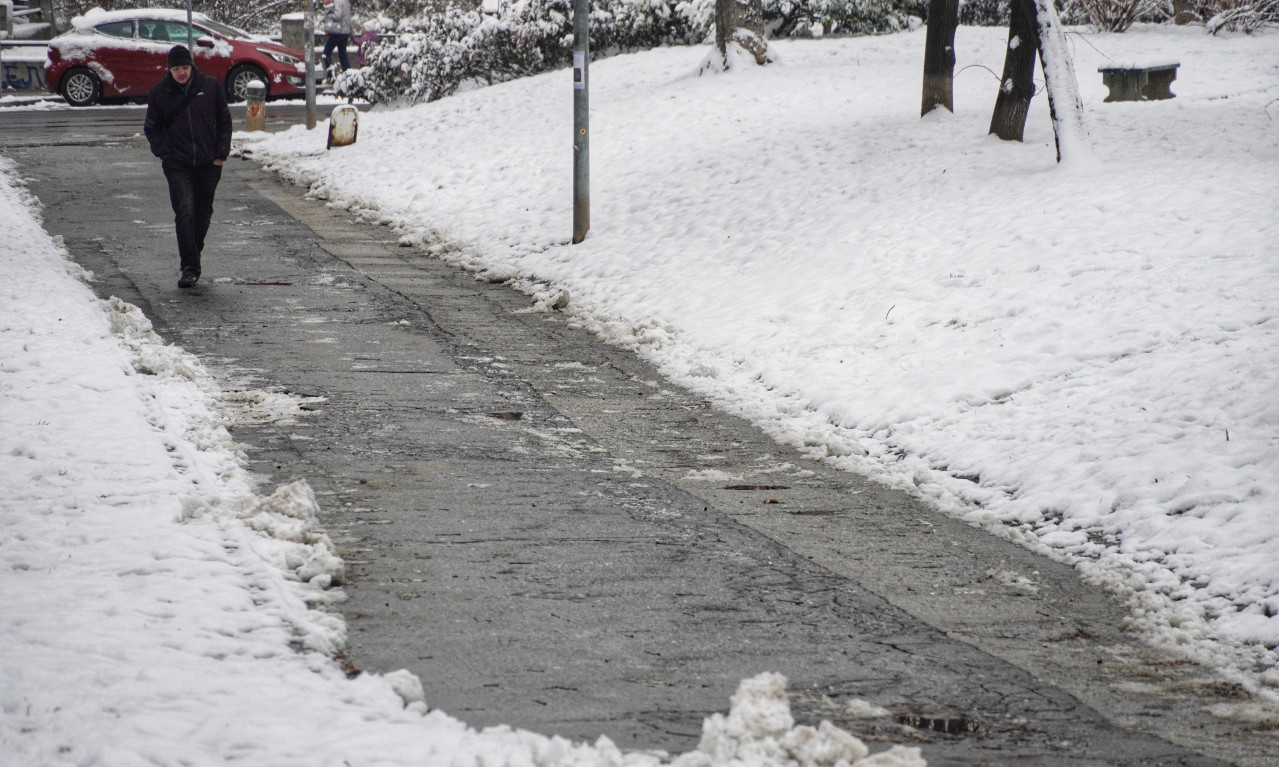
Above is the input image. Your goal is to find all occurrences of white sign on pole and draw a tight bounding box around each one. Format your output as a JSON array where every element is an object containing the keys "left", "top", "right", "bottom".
[{"left": 573, "top": 51, "right": 585, "bottom": 90}]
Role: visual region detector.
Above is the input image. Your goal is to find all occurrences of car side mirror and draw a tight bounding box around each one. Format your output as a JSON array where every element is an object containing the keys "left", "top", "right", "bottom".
[{"left": 196, "top": 36, "right": 215, "bottom": 48}]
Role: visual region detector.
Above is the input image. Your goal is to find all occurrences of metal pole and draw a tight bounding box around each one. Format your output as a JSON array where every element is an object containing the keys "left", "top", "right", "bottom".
[
  {"left": 571, "top": 0, "right": 589, "bottom": 244},
  {"left": 303, "top": 0, "right": 316, "bottom": 129},
  {"left": 186, "top": 0, "right": 193, "bottom": 49}
]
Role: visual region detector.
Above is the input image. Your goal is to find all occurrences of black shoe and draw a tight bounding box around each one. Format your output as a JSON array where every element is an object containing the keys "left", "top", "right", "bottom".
[{"left": 178, "top": 269, "right": 199, "bottom": 289}]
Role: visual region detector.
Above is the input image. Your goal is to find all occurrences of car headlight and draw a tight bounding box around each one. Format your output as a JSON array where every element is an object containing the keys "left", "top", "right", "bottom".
[{"left": 257, "top": 48, "right": 301, "bottom": 65}]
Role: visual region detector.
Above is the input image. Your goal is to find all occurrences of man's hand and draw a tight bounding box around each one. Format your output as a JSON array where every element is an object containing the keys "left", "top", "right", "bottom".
[{"left": 213, "top": 159, "right": 225, "bottom": 166}]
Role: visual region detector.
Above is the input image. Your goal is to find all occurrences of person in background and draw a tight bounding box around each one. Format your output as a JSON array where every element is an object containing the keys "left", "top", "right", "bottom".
[
  {"left": 353, "top": 21, "right": 379, "bottom": 68},
  {"left": 143, "top": 44, "right": 232, "bottom": 290},
  {"left": 321, "top": 0, "right": 354, "bottom": 80}
]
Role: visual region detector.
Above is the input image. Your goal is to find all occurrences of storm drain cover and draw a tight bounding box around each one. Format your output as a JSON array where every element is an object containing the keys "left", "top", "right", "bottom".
[{"left": 897, "top": 713, "right": 985, "bottom": 735}]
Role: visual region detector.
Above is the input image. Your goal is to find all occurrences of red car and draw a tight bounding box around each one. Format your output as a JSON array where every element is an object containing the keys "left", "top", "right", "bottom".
[{"left": 45, "top": 8, "right": 306, "bottom": 107}]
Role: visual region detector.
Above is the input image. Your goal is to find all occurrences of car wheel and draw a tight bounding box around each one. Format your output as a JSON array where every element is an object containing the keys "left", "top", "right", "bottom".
[
  {"left": 60, "top": 68, "right": 102, "bottom": 107},
  {"left": 227, "top": 65, "right": 267, "bottom": 103}
]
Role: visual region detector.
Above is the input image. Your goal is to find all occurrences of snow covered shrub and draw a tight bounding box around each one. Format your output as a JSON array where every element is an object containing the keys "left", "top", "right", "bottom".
[
  {"left": 1198, "top": 0, "right": 1279, "bottom": 31},
  {"left": 632, "top": 0, "right": 907, "bottom": 42},
  {"left": 597, "top": 0, "right": 706, "bottom": 50},
  {"left": 339, "top": 0, "right": 905, "bottom": 105},
  {"left": 1070, "top": 0, "right": 1168, "bottom": 30},
  {"left": 466, "top": 0, "right": 577, "bottom": 81},
  {"left": 335, "top": 0, "right": 578, "bottom": 104},
  {"left": 765, "top": 0, "right": 912, "bottom": 36},
  {"left": 335, "top": 8, "right": 485, "bottom": 104},
  {"left": 958, "top": 0, "right": 1010, "bottom": 26}
]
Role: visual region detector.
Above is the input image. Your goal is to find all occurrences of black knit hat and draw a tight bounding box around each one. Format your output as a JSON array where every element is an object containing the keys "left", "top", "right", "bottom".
[{"left": 167, "top": 45, "right": 193, "bottom": 68}]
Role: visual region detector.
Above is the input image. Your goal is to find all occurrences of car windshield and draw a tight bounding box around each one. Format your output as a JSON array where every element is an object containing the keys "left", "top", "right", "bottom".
[{"left": 197, "top": 19, "right": 256, "bottom": 40}]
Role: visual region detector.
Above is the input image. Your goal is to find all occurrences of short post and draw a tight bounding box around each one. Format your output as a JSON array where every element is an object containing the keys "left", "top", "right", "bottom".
[
  {"left": 327, "top": 104, "right": 358, "bottom": 149},
  {"left": 571, "top": 0, "right": 589, "bottom": 244},
  {"left": 244, "top": 80, "right": 267, "bottom": 131}
]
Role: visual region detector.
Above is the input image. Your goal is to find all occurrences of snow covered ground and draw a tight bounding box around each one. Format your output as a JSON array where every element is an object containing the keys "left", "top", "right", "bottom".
[
  {"left": 1, "top": 21, "right": 1277, "bottom": 766},
  {"left": 243, "top": 24, "right": 1279, "bottom": 687}
]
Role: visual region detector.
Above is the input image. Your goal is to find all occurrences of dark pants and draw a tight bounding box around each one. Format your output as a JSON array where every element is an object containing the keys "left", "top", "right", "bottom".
[
  {"left": 163, "top": 161, "right": 222, "bottom": 275},
  {"left": 323, "top": 34, "right": 350, "bottom": 72}
]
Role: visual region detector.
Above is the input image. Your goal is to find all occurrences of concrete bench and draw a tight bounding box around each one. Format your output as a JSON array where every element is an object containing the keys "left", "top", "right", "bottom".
[{"left": 1098, "top": 62, "right": 1179, "bottom": 102}]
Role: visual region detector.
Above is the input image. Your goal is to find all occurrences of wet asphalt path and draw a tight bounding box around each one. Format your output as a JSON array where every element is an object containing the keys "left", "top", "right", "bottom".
[{"left": 3, "top": 105, "right": 1274, "bottom": 766}]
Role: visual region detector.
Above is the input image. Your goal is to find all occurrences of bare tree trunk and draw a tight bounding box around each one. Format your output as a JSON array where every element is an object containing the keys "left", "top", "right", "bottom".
[
  {"left": 989, "top": 0, "right": 1039, "bottom": 141},
  {"left": 1031, "top": 0, "right": 1091, "bottom": 162},
  {"left": 921, "top": 0, "right": 958, "bottom": 115},
  {"left": 713, "top": 0, "right": 770, "bottom": 68}
]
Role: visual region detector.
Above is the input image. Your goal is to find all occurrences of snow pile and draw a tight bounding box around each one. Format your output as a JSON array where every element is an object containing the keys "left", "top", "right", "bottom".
[
  {"left": 241, "top": 25, "right": 1279, "bottom": 691},
  {"left": 678, "top": 673, "right": 923, "bottom": 767}
]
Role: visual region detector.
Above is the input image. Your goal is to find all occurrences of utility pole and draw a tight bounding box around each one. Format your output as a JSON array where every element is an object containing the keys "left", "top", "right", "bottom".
[
  {"left": 302, "top": 0, "right": 316, "bottom": 129},
  {"left": 571, "top": 0, "right": 589, "bottom": 244}
]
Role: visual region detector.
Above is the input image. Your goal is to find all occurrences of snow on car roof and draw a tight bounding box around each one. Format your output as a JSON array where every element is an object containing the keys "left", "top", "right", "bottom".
[{"left": 71, "top": 7, "right": 214, "bottom": 30}]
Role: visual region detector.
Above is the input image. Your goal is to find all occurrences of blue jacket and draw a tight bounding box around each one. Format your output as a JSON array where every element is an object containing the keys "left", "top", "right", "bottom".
[{"left": 144, "top": 69, "right": 231, "bottom": 169}]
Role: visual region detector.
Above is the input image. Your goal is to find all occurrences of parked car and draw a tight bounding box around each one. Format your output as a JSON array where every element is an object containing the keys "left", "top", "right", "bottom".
[{"left": 45, "top": 8, "right": 306, "bottom": 107}]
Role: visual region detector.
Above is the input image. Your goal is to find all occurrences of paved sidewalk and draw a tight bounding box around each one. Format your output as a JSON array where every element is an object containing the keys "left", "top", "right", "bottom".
[{"left": 5, "top": 125, "right": 1274, "bottom": 765}]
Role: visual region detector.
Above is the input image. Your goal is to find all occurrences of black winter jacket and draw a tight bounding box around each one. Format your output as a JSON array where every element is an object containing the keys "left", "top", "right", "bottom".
[{"left": 144, "top": 69, "right": 232, "bottom": 169}]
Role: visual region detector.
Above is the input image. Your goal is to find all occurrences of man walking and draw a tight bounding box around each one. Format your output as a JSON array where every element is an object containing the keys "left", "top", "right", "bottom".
[{"left": 144, "top": 45, "right": 232, "bottom": 289}]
